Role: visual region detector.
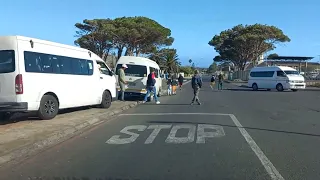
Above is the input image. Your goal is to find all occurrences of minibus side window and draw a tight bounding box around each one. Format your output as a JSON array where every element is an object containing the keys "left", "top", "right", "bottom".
[
  {"left": 277, "top": 71, "right": 286, "bottom": 77},
  {"left": 97, "top": 61, "right": 112, "bottom": 76},
  {"left": 0, "top": 50, "right": 15, "bottom": 74}
]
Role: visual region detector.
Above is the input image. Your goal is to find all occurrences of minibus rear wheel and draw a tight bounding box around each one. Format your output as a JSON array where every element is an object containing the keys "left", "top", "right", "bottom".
[
  {"left": 252, "top": 83, "right": 258, "bottom": 91},
  {"left": 38, "top": 95, "right": 59, "bottom": 120},
  {"left": 0, "top": 112, "right": 12, "bottom": 121}
]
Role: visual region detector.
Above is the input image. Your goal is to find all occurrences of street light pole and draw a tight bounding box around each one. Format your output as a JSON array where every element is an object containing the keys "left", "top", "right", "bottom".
[{"left": 318, "top": 55, "right": 320, "bottom": 72}]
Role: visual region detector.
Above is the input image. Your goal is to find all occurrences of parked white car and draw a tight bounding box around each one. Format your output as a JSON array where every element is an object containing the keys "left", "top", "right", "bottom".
[
  {"left": 115, "top": 56, "right": 162, "bottom": 97},
  {"left": 248, "top": 66, "right": 306, "bottom": 92},
  {"left": 0, "top": 36, "right": 117, "bottom": 120}
]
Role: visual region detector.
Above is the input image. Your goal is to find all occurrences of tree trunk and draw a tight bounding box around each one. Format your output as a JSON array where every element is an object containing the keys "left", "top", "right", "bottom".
[
  {"left": 125, "top": 47, "right": 134, "bottom": 56},
  {"left": 117, "top": 48, "right": 123, "bottom": 60},
  {"left": 136, "top": 50, "right": 141, "bottom": 57},
  {"left": 102, "top": 53, "right": 107, "bottom": 62}
]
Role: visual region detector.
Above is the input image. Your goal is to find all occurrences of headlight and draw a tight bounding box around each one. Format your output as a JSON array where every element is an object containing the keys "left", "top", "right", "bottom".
[{"left": 290, "top": 80, "right": 295, "bottom": 83}]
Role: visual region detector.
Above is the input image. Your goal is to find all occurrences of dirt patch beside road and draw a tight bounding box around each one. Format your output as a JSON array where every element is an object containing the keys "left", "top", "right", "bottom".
[{"left": 0, "top": 101, "right": 140, "bottom": 166}]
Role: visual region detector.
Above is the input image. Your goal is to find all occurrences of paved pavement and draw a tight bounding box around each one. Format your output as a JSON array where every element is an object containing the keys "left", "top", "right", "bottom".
[{"left": 1, "top": 76, "right": 320, "bottom": 180}]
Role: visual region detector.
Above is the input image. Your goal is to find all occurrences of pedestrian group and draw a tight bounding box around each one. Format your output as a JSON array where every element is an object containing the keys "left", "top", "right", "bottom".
[{"left": 117, "top": 64, "right": 223, "bottom": 106}]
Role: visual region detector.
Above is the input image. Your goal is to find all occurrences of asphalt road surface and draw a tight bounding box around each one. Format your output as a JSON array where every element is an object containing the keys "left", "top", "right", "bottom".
[{"left": 1, "top": 76, "right": 320, "bottom": 180}]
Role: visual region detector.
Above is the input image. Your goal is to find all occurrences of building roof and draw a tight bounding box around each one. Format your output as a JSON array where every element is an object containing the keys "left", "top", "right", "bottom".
[{"left": 267, "top": 56, "right": 314, "bottom": 61}]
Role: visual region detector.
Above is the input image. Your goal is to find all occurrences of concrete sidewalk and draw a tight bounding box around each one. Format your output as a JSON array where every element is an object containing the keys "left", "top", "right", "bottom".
[{"left": 0, "top": 101, "right": 140, "bottom": 166}]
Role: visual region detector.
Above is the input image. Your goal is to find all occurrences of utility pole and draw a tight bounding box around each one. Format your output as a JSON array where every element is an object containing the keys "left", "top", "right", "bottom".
[{"left": 318, "top": 55, "right": 320, "bottom": 72}]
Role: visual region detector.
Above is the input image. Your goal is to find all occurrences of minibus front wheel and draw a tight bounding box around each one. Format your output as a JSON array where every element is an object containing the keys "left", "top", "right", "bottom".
[
  {"left": 100, "top": 90, "right": 112, "bottom": 109},
  {"left": 276, "top": 83, "right": 284, "bottom": 92}
]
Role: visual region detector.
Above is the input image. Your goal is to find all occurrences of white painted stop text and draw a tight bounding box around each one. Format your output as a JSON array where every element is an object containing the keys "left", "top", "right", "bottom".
[{"left": 106, "top": 124, "right": 225, "bottom": 144}]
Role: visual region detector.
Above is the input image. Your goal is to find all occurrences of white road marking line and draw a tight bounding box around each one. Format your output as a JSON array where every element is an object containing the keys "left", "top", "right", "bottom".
[
  {"left": 229, "top": 114, "right": 285, "bottom": 180},
  {"left": 184, "top": 80, "right": 191, "bottom": 85},
  {"left": 119, "top": 113, "right": 231, "bottom": 116}
]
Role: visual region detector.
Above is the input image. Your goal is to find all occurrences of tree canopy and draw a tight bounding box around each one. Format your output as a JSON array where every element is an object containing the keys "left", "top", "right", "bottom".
[
  {"left": 148, "top": 48, "right": 180, "bottom": 73},
  {"left": 267, "top": 53, "right": 279, "bottom": 59},
  {"left": 179, "top": 66, "right": 193, "bottom": 75},
  {"left": 75, "top": 16, "right": 174, "bottom": 60},
  {"left": 207, "top": 62, "right": 218, "bottom": 73},
  {"left": 208, "top": 24, "right": 290, "bottom": 70},
  {"left": 75, "top": 19, "right": 114, "bottom": 60}
]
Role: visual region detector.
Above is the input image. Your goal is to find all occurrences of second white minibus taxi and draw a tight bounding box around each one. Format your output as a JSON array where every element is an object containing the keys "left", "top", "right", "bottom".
[
  {"left": 115, "top": 56, "right": 162, "bottom": 98},
  {"left": 248, "top": 66, "right": 306, "bottom": 92},
  {"left": 0, "top": 36, "right": 117, "bottom": 120}
]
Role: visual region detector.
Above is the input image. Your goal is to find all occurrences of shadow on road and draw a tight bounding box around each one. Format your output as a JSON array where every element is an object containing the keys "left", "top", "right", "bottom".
[
  {"left": 225, "top": 88, "right": 265, "bottom": 92},
  {"left": 148, "top": 120, "right": 320, "bottom": 137},
  {"left": 302, "top": 88, "right": 320, "bottom": 91}
]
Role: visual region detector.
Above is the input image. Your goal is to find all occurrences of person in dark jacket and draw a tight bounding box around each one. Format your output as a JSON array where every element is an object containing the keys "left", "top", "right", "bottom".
[
  {"left": 191, "top": 70, "right": 202, "bottom": 105},
  {"left": 218, "top": 73, "right": 223, "bottom": 90},
  {"left": 178, "top": 74, "right": 184, "bottom": 90},
  {"left": 143, "top": 70, "right": 160, "bottom": 104}
]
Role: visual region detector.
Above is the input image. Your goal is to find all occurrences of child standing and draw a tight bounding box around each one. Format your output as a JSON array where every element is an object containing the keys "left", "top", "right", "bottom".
[{"left": 210, "top": 74, "right": 216, "bottom": 90}]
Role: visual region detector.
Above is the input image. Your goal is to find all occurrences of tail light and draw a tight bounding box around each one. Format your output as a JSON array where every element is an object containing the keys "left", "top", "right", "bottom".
[{"left": 15, "top": 74, "right": 23, "bottom": 94}]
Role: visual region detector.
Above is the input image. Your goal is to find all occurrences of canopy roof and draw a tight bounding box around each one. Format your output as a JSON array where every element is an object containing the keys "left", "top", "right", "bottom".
[{"left": 267, "top": 56, "right": 313, "bottom": 61}]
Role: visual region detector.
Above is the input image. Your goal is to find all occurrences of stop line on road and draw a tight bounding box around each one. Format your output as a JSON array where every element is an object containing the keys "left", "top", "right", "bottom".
[{"left": 106, "top": 124, "right": 225, "bottom": 144}]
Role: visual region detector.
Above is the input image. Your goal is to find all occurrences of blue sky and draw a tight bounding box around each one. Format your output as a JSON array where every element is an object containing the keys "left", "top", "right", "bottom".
[{"left": 1, "top": 0, "right": 319, "bottom": 67}]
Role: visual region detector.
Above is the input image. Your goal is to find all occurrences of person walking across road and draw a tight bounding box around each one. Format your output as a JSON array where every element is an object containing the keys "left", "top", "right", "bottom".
[
  {"left": 217, "top": 73, "right": 223, "bottom": 90},
  {"left": 178, "top": 74, "right": 184, "bottom": 90},
  {"left": 190, "top": 70, "right": 202, "bottom": 105},
  {"left": 117, "top": 64, "right": 128, "bottom": 101},
  {"left": 143, "top": 70, "right": 160, "bottom": 104},
  {"left": 210, "top": 74, "right": 216, "bottom": 90}
]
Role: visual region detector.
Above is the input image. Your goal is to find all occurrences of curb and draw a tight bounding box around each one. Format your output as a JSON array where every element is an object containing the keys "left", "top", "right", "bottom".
[{"left": 0, "top": 101, "right": 141, "bottom": 167}]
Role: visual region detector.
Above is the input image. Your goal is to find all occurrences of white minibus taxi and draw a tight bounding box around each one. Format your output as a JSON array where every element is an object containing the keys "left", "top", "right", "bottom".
[
  {"left": 248, "top": 66, "right": 306, "bottom": 92},
  {"left": 115, "top": 56, "right": 162, "bottom": 97},
  {"left": 0, "top": 36, "right": 117, "bottom": 120}
]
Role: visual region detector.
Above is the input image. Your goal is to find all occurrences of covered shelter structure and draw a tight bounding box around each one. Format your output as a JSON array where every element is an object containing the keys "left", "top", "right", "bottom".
[{"left": 266, "top": 56, "right": 314, "bottom": 73}]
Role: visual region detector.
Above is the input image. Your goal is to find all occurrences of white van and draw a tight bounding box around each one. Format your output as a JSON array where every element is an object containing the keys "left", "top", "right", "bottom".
[
  {"left": 248, "top": 66, "right": 306, "bottom": 92},
  {"left": 115, "top": 56, "right": 162, "bottom": 97},
  {"left": 0, "top": 36, "right": 117, "bottom": 120}
]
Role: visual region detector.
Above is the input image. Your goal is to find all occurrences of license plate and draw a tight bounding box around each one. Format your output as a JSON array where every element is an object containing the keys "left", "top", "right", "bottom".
[{"left": 128, "top": 82, "right": 136, "bottom": 86}]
